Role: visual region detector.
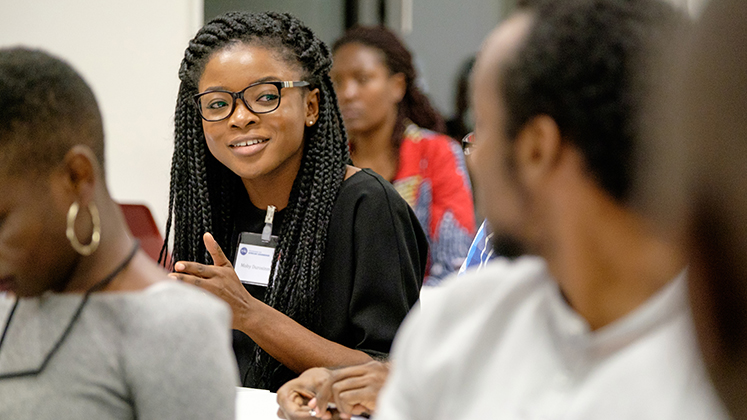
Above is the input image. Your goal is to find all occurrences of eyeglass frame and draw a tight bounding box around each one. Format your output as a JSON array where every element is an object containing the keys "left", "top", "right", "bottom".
[
  {"left": 193, "top": 80, "right": 311, "bottom": 122},
  {"left": 462, "top": 132, "right": 476, "bottom": 156}
]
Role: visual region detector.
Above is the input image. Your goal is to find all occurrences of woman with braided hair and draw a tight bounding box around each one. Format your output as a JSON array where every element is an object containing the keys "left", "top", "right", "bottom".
[
  {"left": 331, "top": 26, "right": 476, "bottom": 285},
  {"left": 164, "top": 11, "right": 427, "bottom": 391}
]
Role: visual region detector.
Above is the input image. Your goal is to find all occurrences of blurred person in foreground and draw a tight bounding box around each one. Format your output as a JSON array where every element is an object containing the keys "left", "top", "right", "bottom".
[
  {"left": 373, "top": 0, "right": 730, "bottom": 418},
  {"left": 277, "top": 0, "right": 728, "bottom": 419},
  {"left": 637, "top": 0, "right": 747, "bottom": 418},
  {"left": 0, "top": 47, "right": 238, "bottom": 419}
]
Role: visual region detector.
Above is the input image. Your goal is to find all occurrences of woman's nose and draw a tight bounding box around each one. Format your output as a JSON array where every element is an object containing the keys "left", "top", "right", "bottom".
[
  {"left": 228, "top": 98, "right": 259, "bottom": 127},
  {"left": 338, "top": 80, "right": 357, "bottom": 101}
]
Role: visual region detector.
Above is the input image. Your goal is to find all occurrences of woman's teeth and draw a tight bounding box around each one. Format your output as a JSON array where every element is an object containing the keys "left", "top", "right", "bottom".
[{"left": 232, "top": 139, "right": 268, "bottom": 147}]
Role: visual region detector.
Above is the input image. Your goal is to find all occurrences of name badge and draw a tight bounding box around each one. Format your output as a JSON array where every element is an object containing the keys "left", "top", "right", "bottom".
[{"left": 234, "top": 232, "right": 278, "bottom": 287}]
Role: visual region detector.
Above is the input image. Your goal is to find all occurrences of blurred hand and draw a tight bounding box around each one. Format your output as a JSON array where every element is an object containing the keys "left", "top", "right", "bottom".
[
  {"left": 317, "top": 361, "right": 389, "bottom": 419},
  {"left": 277, "top": 368, "right": 335, "bottom": 420},
  {"left": 276, "top": 361, "right": 389, "bottom": 420},
  {"left": 169, "top": 232, "right": 254, "bottom": 329}
]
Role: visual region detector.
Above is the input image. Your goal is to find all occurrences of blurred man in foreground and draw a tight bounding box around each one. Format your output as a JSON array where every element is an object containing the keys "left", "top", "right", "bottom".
[{"left": 374, "top": 0, "right": 729, "bottom": 418}]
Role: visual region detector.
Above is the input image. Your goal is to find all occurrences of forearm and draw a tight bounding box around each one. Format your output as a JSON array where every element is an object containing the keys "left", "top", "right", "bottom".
[{"left": 235, "top": 300, "right": 373, "bottom": 373}]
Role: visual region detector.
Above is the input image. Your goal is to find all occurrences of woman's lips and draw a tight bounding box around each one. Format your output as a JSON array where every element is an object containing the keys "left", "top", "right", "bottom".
[
  {"left": 229, "top": 138, "right": 270, "bottom": 157},
  {"left": 340, "top": 108, "right": 364, "bottom": 121}
]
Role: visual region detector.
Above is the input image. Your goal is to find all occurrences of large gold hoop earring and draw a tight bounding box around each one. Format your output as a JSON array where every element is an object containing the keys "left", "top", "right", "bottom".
[{"left": 66, "top": 201, "right": 101, "bottom": 256}]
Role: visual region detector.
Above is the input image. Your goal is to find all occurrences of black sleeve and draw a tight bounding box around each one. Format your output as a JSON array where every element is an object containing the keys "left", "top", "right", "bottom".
[{"left": 319, "top": 169, "right": 427, "bottom": 358}]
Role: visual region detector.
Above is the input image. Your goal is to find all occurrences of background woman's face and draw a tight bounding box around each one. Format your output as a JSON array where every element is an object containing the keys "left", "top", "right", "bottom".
[
  {"left": 331, "top": 43, "right": 404, "bottom": 137},
  {"left": 198, "top": 43, "right": 315, "bottom": 183},
  {"left": 0, "top": 171, "right": 76, "bottom": 297}
]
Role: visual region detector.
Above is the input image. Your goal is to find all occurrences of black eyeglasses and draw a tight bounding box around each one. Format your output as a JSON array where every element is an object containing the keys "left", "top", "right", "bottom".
[
  {"left": 193, "top": 80, "right": 310, "bottom": 122},
  {"left": 462, "top": 132, "right": 476, "bottom": 156}
]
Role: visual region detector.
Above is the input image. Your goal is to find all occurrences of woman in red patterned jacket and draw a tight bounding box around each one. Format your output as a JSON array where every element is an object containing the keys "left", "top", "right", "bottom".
[{"left": 331, "top": 26, "right": 476, "bottom": 285}]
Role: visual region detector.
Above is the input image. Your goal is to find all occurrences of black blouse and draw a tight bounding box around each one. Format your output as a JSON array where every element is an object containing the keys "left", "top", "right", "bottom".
[{"left": 229, "top": 169, "right": 428, "bottom": 390}]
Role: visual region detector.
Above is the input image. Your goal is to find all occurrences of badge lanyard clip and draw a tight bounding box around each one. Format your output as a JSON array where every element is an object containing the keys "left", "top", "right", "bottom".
[
  {"left": 234, "top": 205, "right": 279, "bottom": 287},
  {"left": 261, "top": 205, "right": 276, "bottom": 243}
]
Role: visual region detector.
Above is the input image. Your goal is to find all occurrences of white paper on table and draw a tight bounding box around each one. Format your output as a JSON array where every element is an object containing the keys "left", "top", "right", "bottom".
[
  {"left": 235, "top": 387, "right": 279, "bottom": 420},
  {"left": 235, "top": 387, "right": 369, "bottom": 420}
]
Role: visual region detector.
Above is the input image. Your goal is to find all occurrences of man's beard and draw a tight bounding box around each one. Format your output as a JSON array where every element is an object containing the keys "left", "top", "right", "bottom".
[{"left": 491, "top": 232, "right": 527, "bottom": 259}]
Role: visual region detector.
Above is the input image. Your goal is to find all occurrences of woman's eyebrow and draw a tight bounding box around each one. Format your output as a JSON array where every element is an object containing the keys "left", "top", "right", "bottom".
[
  {"left": 200, "top": 76, "right": 282, "bottom": 92},
  {"left": 201, "top": 85, "right": 230, "bottom": 92},
  {"left": 253, "top": 76, "right": 281, "bottom": 83}
]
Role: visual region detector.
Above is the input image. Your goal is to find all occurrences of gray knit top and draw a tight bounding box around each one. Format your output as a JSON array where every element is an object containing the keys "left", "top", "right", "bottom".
[{"left": 0, "top": 281, "right": 239, "bottom": 419}]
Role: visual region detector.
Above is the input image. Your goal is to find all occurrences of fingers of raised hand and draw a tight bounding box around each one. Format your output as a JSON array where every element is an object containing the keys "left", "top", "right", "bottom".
[
  {"left": 168, "top": 272, "right": 209, "bottom": 290},
  {"left": 170, "top": 263, "right": 225, "bottom": 295},
  {"left": 173, "top": 261, "right": 217, "bottom": 277},
  {"left": 172, "top": 261, "right": 241, "bottom": 288},
  {"left": 203, "top": 232, "right": 233, "bottom": 267}
]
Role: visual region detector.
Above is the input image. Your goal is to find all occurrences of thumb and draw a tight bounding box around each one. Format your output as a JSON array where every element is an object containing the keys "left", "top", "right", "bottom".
[{"left": 203, "top": 232, "right": 232, "bottom": 268}]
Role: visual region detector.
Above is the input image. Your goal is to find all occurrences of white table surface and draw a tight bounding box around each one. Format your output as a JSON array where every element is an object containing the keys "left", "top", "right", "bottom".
[
  {"left": 236, "top": 387, "right": 280, "bottom": 420},
  {"left": 235, "top": 387, "right": 368, "bottom": 420}
]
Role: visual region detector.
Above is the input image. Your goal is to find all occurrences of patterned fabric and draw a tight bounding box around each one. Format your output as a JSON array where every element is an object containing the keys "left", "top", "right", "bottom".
[
  {"left": 458, "top": 220, "right": 495, "bottom": 276},
  {"left": 393, "top": 123, "right": 476, "bottom": 285}
]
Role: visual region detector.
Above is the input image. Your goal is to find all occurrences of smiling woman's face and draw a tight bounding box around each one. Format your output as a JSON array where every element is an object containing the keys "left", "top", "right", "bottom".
[{"left": 197, "top": 43, "right": 318, "bottom": 184}]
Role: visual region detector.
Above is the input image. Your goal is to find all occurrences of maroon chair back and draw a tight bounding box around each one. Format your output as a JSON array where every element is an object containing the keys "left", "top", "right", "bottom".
[{"left": 119, "top": 203, "right": 165, "bottom": 263}]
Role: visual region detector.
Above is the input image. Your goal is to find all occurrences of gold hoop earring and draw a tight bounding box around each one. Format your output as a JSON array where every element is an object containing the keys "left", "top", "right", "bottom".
[{"left": 66, "top": 201, "right": 101, "bottom": 256}]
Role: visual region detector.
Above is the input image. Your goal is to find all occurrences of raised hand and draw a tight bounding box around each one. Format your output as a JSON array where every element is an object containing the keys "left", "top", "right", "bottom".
[{"left": 170, "top": 232, "right": 255, "bottom": 329}]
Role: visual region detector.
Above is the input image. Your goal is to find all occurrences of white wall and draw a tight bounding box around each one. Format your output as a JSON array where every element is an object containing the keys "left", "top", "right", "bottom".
[
  {"left": 205, "top": 0, "right": 345, "bottom": 48},
  {"left": 386, "top": 0, "right": 504, "bottom": 120},
  {"left": 0, "top": 0, "right": 204, "bottom": 233}
]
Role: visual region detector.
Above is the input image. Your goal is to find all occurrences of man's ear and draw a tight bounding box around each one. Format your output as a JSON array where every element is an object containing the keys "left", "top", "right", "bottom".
[
  {"left": 305, "top": 88, "right": 321, "bottom": 126},
  {"left": 389, "top": 72, "right": 406, "bottom": 104},
  {"left": 513, "top": 115, "right": 563, "bottom": 188},
  {"left": 53, "top": 145, "right": 99, "bottom": 205}
]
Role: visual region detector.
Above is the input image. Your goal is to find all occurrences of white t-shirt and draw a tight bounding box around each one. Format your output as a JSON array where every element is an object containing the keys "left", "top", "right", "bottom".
[{"left": 376, "top": 256, "right": 729, "bottom": 420}]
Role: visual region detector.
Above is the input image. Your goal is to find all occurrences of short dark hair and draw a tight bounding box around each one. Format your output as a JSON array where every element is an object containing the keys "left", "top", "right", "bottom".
[
  {"left": 502, "top": 0, "right": 679, "bottom": 201},
  {"left": 0, "top": 47, "right": 104, "bottom": 175}
]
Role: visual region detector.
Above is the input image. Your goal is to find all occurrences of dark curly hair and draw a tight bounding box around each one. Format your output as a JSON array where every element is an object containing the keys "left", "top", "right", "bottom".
[
  {"left": 332, "top": 25, "right": 446, "bottom": 152},
  {"left": 160, "top": 11, "right": 350, "bottom": 389},
  {"left": 0, "top": 47, "right": 104, "bottom": 176},
  {"left": 503, "top": 0, "right": 679, "bottom": 201}
]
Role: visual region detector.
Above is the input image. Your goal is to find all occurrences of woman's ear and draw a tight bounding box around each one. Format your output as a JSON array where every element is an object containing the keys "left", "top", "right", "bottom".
[
  {"left": 54, "top": 145, "right": 100, "bottom": 205},
  {"left": 389, "top": 72, "right": 406, "bottom": 104},
  {"left": 305, "top": 88, "right": 321, "bottom": 127}
]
